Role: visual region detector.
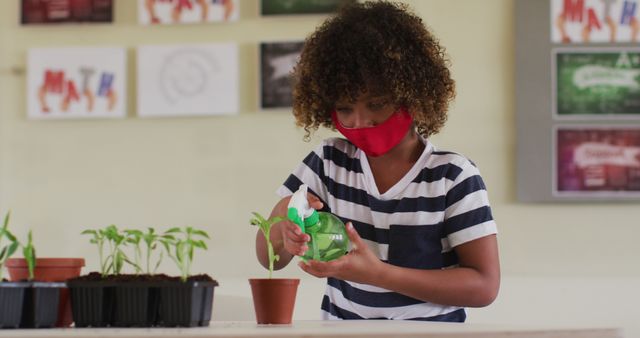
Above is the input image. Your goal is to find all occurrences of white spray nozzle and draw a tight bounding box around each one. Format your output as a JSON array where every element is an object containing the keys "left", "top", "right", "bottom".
[{"left": 287, "top": 184, "right": 316, "bottom": 232}]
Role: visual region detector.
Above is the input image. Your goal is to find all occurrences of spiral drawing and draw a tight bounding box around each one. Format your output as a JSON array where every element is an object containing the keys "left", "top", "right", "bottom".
[{"left": 159, "top": 49, "right": 219, "bottom": 105}]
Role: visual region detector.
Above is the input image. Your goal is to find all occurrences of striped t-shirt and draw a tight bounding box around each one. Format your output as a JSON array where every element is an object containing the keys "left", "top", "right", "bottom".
[{"left": 276, "top": 136, "right": 498, "bottom": 322}]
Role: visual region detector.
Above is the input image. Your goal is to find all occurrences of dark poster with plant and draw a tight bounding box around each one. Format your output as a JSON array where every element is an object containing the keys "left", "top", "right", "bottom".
[
  {"left": 21, "top": 0, "right": 113, "bottom": 24},
  {"left": 260, "top": 41, "right": 303, "bottom": 109}
]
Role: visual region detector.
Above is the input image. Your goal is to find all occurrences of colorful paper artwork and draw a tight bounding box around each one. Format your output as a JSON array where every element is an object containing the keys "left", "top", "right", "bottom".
[
  {"left": 553, "top": 48, "right": 640, "bottom": 118},
  {"left": 137, "top": 43, "right": 239, "bottom": 117},
  {"left": 555, "top": 126, "right": 640, "bottom": 197},
  {"left": 551, "top": 0, "right": 640, "bottom": 43},
  {"left": 27, "top": 47, "right": 127, "bottom": 119},
  {"left": 21, "top": 0, "right": 113, "bottom": 24},
  {"left": 261, "top": 0, "right": 355, "bottom": 16},
  {"left": 138, "top": 0, "right": 238, "bottom": 25},
  {"left": 260, "top": 41, "right": 303, "bottom": 109}
]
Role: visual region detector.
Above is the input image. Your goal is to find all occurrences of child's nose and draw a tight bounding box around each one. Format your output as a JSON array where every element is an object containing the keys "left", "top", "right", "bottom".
[{"left": 350, "top": 110, "right": 376, "bottom": 129}]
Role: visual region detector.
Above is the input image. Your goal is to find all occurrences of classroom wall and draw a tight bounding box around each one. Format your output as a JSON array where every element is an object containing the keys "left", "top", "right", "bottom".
[{"left": 0, "top": 0, "right": 638, "bottom": 336}]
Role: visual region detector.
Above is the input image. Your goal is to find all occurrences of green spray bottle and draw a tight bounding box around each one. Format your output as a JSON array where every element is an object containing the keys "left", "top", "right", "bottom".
[{"left": 287, "top": 184, "right": 350, "bottom": 262}]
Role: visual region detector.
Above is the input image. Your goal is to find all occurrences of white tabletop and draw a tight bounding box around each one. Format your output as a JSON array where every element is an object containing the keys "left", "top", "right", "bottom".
[{"left": 0, "top": 320, "right": 622, "bottom": 338}]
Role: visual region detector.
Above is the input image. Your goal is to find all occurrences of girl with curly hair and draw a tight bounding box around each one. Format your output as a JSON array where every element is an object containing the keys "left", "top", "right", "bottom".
[{"left": 256, "top": 1, "right": 500, "bottom": 322}]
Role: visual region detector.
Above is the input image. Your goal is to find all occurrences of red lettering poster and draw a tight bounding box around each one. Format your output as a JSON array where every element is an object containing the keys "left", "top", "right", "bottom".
[{"left": 21, "top": 0, "right": 113, "bottom": 24}]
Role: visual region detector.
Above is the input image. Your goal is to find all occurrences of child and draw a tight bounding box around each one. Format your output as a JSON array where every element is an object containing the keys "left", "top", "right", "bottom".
[{"left": 255, "top": 1, "right": 500, "bottom": 322}]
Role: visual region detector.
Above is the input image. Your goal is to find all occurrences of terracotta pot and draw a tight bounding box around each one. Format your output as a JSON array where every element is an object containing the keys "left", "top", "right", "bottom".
[
  {"left": 6, "top": 258, "right": 85, "bottom": 327},
  {"left": 249, "top": 278, "right": 299, "bottom": 324}
]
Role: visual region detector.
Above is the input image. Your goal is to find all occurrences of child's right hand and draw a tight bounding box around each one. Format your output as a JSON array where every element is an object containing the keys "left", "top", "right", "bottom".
[
  {"left": 278, "top": 221, "right": 310, "bottom": 256},
  {"left": 279, "top": 194, "right": 323, "bottom": 256}
]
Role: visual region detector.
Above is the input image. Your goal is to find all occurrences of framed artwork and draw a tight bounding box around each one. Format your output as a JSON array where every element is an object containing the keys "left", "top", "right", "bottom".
[
  {"left": 21, "top": 0, "right": 113, "bottom": 24},
  {"left": 551, "top": 0, "right": 640, "bottom": 43},
  {"left": 27, "top": 47, "right": 127, "bottom": 119},
  {"left": 261, "top": 0, "right": 355, "bottom": 16},
  {"left": 554, "top": 126, "right": 640, "bottom": 198},
  {"left": 260, "top": 41, "right": 303, "bottom": 109},
  {"left": 137, "top": 43, "right": 239, "bottom": 117},
  {"left": 553, "top": 48, "right": 640, "bottom": 119},
  {"left": 138, "top": 0, "right": 238, "bottom": 25}
]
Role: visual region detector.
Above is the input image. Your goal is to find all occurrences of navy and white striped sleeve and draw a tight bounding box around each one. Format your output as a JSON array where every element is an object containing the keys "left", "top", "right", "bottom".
[
  {"left": 276, "top": 141, "right": 330, "bottom": 204},
  {"left": 443, "top": 159, "right": 497, "bottom": 247}
]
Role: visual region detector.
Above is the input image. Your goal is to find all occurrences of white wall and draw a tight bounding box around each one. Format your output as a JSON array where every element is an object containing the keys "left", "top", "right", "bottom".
[{"left": 1, "top": 0, "right": 638, "bottom": 336}]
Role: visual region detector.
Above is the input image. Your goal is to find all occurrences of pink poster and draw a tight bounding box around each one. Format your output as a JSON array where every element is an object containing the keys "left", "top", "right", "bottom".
[{"left": 555, "top": 127, "right": 640, "bottom": 197}]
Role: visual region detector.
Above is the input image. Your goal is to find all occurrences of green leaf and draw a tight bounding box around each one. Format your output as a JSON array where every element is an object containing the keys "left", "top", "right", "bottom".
[
  {"left": 81, "top": 229, "right": 96, "bottom": 235},
  {"left": 175, "top": 242, "right": 185, "bottom": 263},
  {"left": 193, "top": 240, "right": 207, "bottom": 250},
  {"left": 162, "top": 234, "right": 176, "bottom": 241},
  {"left": 251, "top": 212, "right": 267, "bottom": 224},
  {"left": 165, "top": 227, "right": 182, "bottom": 234},
  {"left": 153, "top": 251, "right": 163, "bottom": 273},
  {"left": 7, "top": 242, "right": 19, "bottom": 259},
  {"left": 125, "top": 229, "right": 143, "bottom": 236},
  {"left": 2, "top": 211, "right": 10, "bottom": 230},
  {"left": 191, "top": 229, "right": 210, "bottom": 239},
  {"left": 0, "top": 247, "right": 6, "bottom": 261},
  {"left": 4, "top": 230, "right": 16, "bottom": 242}
]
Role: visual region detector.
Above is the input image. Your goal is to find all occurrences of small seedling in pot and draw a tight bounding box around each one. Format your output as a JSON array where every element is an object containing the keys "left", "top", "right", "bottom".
[
  {"left": 81, "top": 228, "right": 108, "bottom": 277},
  {"left": 125, "top": 229, "right": 144, "bottom": 275},
  {"left": 161, "top": 227, "right": 209, "bottom": 282},
  {"left": 250, "top": 212, "right": 285, "bottom": 279},
  {"left": 126, "top": 228, "right": 167, "bottom": 275},
  {"left": 82, "top": 225, "right": 137, "bottom": 277}
]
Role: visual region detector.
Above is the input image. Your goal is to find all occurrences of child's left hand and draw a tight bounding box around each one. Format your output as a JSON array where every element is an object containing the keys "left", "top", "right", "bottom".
[{"left": 298, "top": 222, "right": 383, "bottom": 284}]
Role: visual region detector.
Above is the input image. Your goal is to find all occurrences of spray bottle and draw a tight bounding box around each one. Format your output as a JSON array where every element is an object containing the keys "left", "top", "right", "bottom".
[{"left": 287, "top": 184, "right": 349, "bottom": 262}]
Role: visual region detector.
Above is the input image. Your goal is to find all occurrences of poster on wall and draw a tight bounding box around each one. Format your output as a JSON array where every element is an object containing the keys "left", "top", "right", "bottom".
[
  {"left": 137, "top": 43, "right": 239, "bottom": 117},
  {"left": 261, "top": 0, "right": 355, "bottom": 15},
  {"left": 21, "top": 0, "right": 113, "bottom": 24},
  {"left": 554, "top": 126, "right": 640, "bottom": 197},
  {"left": 551, "top": 0, "right": 640, "bottom": 43},
  {"left": 553, "top": 48, "right": 640, "bottom": 118},
  {"left": 138, "top": 0, "right": 238, "bottom": 25},
  {"left": 27, "top": 47, "right": 127, "bottom": 119},
  {"left": 260, "top": 41, "right": 303, "bottom": 109}
]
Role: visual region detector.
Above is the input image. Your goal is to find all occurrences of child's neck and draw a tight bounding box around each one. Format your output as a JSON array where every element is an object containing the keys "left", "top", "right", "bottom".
[{"left": 366, "top": 130, "right": 425, "bottom": 194}]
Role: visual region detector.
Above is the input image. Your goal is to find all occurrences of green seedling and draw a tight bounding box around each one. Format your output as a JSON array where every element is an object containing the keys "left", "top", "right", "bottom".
[
  {"left": 250, "top": 212, "right": 285, "bottom": 279},
  {"left": 81, "top": 228, "right": 108, "bottom": 277},
  {"left": 125, "top": 229, "right": 144, "bottom": 275},
  {"left": 126, "top": 228, "right": 166, "bottom": 274},
  {"left": 21, "top": 230, "right": 36, "bottom": 281},
  {"left": 141, "top": 228, "right": 167, "bottom": 274},
  {"left": 0, "top": 211, "right": 19, "bottom": 281},
  {"left": 103, "top": 225, "right": 137, "bottom": 275},
  {"left": 83, "top": 225, "right": 137, "bottom": 277},
  {"left": 161, "top": 227, "right": 209, "bottom": 282}
]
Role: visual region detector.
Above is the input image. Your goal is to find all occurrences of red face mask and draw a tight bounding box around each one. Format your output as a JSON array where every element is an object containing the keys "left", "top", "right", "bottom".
[{"left": 331, "top": 108, "right": 414, "bottom": 157}]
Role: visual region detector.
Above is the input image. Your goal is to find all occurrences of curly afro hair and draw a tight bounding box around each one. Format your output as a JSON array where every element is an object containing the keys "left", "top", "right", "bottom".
[{"left": 292, "top": 1, "right": 455, "bottom": 140}]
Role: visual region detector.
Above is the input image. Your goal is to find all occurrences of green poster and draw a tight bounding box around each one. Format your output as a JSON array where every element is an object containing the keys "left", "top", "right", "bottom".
[
  {"left": 261, "top": 0, "right": 355, "bottom": 15},
  {"left": 555, "top": 50, "right": 640, "bottom": 116}
]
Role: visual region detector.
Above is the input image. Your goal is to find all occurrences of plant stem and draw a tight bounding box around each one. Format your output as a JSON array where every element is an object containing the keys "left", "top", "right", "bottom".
[
  {"left": 146, "top": 246, "right": 151, "bottom": 274},
  {"left": 267, "top": 242, "right": 274, "bottom": 279}
]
